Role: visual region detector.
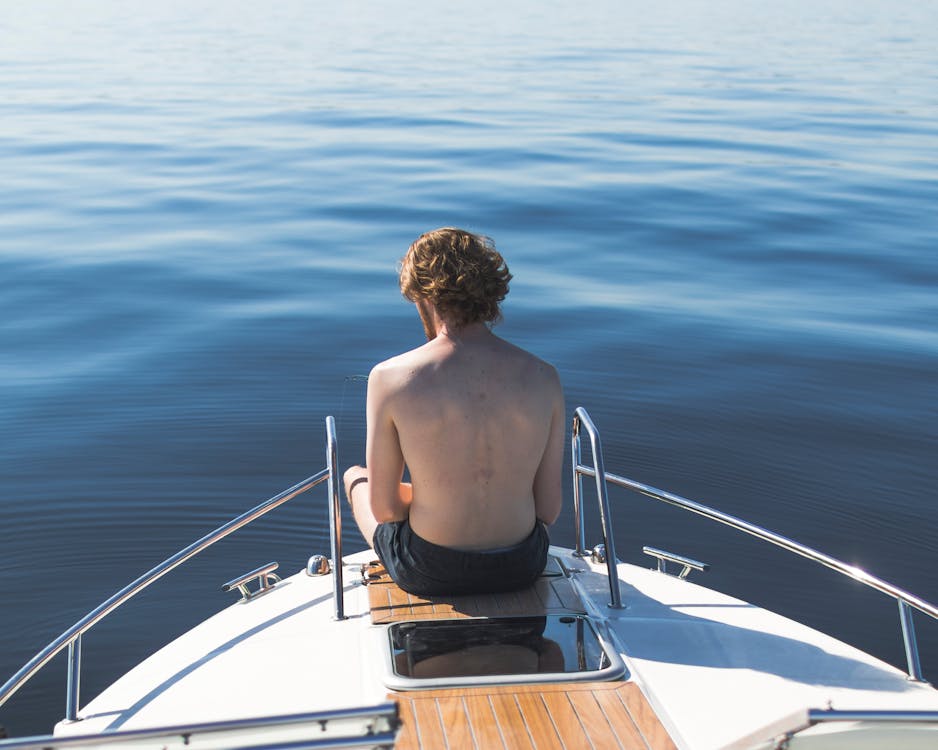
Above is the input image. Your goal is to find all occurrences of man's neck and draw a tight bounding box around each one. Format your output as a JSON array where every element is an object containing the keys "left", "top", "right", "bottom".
[
  {"left": 418, "top": 300, "right": 493, "bottom": 343},
  {"left": 435, "top": 321, "right": 491, "bottom": 343}
]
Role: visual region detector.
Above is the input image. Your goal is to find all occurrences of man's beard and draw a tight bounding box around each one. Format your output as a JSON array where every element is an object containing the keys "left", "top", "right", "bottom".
[{"left": 417, "top": 300, "right": 437, "bottom": 341}]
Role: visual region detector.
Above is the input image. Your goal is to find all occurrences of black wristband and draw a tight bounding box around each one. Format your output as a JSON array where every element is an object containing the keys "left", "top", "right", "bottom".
[{"left": 348, "top": 476, "right": 368, "bottom": 499}]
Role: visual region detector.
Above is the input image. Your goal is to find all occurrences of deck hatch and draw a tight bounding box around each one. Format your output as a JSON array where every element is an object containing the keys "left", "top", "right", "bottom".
[{"left": 384, "top": 615, "right": 626, "bottom": 690}]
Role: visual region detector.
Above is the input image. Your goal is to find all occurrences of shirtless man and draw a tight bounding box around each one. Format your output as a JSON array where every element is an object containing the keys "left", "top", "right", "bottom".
[{"left": 343, "top": 228, "right": 565, "bottom": 596}]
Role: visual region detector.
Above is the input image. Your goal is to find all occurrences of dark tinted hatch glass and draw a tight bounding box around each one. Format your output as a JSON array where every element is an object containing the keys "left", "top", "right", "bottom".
[{"left": 389, "top": 615, "right": 609, "bottom": 678}]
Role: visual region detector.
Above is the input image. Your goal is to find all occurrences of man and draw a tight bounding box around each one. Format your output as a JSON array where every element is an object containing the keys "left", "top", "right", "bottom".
[{"left": 343, "top": 228, "right": 565, "bottom": 596}]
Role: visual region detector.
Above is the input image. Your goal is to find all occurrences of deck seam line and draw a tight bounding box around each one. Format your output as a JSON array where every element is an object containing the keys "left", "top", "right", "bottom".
[
  {"left": 564, "top": 689, "right": 597, "bottom": 750},
  {"left": 432, "top": 694, "right": 450, "bottom": 750},
  {"left": 616, "top": 686, "right": 654, "bottom": 750},
  {"left": 513, "top": 692, "right": 538, "bottom": 749},
  {"left": 487, "top": 693, "right": 510, "bottom": 750},
  {"left": 536, "top": 689, "right": 564, "bottom": 749},
  {"left": 591, "top": 689, "right": 627, "bottom": 750},
  {"left": 461, "top": 696, "right": 480, "bottom": 750}
]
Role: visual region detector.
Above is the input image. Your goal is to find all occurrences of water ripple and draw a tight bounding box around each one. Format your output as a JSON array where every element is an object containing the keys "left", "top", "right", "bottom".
[{"left": 3, "top": 0, "right": 938, "bottom": 735}]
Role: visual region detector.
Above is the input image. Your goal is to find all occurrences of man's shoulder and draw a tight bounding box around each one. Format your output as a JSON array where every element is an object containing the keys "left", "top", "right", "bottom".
[
  {"left": 500, "top": 339, "right": 561, "bottom": 383},
  {"left": 369, "top": 343, "right": 435, "bottom": 383}
]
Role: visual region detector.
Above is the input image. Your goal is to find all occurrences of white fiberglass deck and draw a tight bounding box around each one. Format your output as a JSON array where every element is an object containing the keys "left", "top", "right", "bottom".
[
  {"left": 54, "top": 546, "right": 938, "bottom": 749},
  {"left": 562, "top": 553, "right": 938, "bottom": 749}
]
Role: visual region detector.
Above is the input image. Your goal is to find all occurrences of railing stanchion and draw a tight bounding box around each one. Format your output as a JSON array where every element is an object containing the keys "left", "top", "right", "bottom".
[
  {"left": 899, "top": 601, "right": 924, "bottom": 682},
  {"left": 326, "top": 416, "right": 345, "bottom": 620},
  {"left": 573, "top": 409, "right": 624, "bottom": 609},
  {"left": 571, "top": 423, "right": 587, "bottom": 557},
  {"left": 65, "top": 634, "right": 81, "bottom": 722}
]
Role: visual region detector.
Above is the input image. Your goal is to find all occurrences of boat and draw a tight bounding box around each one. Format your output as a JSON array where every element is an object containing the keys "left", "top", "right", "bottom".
[{"left": 1, "top": 408, "right": 936, "bottom": 749}]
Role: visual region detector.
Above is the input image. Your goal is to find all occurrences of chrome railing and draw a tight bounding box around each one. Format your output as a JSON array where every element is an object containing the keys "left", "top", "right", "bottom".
[
  {"left": 571, "top": 407, "right": 938, "bottom": 682},
  {"left": 571, "top": 407, "right": 623, "bottom": 608},
  {"left": 0, "top": 417, "right": 340, "bottom": 720},
  {"left": 326, "top": 413, "right": 345, "bottom": 621},
  {"left": 0, "top": 703, "right": 400, "bottom": 750},
  {"left": 807, "top": 708, "right": 938, "bottom": 723}
]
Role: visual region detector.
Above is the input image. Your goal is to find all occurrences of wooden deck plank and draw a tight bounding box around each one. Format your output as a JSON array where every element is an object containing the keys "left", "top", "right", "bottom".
[
  {"left": 489, "top": 692, "right": 536, "bottom": 750},
  {"left": 550, "top": 577, "right": 585, "bottom": 611},
  {"left": 437, "top": 696, "right": 475, "bottom": 750},
  {"left": 386, "top": 580, "right": 417, "bottom": 617},
  {"left": 448, "top": 593, "right": 481, "bottom": 613},
  {"left": 431, "top": 599, "right": 457, "bottom": 616},
  {"left": 393, "top": 698, "right": 421, "bottom": 750},
  {"left": 540, "top": 690, "right": 592, "bottom": 750},
  {"left": 366, "top": 560, "right": 586, "bottom": 624},
  {"left": 392, "top": 683, "right": 676, "bottom": 750},
  {"left": 525, "top": 586, "right": 549, "bottom": 612},
  {"left": 514, "top": 691, "right": 564, "bottom": 750},
  {"left": 567, "top": 689, "right": 624, "bottom": 750},
  {"left": 369, "top": 580, "right": 391, "bottom": 612},
  {"left": 618, "top": 683, "right": 678, "bottom": 750},
  {"left": 408, "top": 695, "right": 449, "bottom": 750},
  {"left": 591, "top": 686, "right": 649, "bottom": 750},
  {"left": 464, "top": 693, "right": 507, "bottom": 749},
  {"left": 493, "top": 587, "right": 522, "bottom": 614}
]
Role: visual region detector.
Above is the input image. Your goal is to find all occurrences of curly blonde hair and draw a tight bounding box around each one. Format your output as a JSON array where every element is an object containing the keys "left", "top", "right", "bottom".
[{"left": 400, "top": 228, "right": 512, "bottom": 328}]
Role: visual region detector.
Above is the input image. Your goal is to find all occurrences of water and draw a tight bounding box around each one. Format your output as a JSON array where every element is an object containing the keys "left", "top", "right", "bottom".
[{"left": 2, "top": 0, "right": 937, "bottom": 735}]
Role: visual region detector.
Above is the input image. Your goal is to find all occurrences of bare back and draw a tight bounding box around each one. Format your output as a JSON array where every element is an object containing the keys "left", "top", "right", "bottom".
[{"left": 366, "top": 326, "right": 564, "bottom": 550}]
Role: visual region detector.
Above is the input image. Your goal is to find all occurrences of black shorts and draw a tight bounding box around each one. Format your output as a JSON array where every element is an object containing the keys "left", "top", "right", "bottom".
[{"left": 372, "top": 519, "right": 549, "bottom": 597}]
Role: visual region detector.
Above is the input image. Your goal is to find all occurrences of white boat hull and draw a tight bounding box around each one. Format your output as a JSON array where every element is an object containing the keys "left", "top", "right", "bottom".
[{"left": 52, "top": 546, "right": 938, "bottom": 749}]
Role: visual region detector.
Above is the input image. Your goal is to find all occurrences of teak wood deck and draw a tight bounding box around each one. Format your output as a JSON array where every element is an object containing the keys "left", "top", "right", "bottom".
[
  {"left": 393, "top": 682, "right": 677, "bottom": 750},
  {"left": 365, "top": 562, "right": 678, "bottom": 749},
  {"left": 364, "top": 561, "right": 585, "bottom": 624}
]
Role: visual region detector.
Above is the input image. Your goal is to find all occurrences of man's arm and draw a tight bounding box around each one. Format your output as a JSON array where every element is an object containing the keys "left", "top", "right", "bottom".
[
  {"left": 532, "top": 367, "right": 565, "bottom": 526},
  {"left": 364, "top": 363, "right": 411, "bottom": 522}
]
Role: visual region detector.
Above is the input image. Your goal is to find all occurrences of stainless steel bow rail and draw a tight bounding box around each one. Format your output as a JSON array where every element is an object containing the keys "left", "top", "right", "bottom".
[
  {"left": 0, "top": 703, "right": 400, "bottom": 750},
  {"left": 0, "top": 416, "right": 344, "bottom": 722},
  {"left": 571, "top": 406, "right": 938, "bottom": 682}
]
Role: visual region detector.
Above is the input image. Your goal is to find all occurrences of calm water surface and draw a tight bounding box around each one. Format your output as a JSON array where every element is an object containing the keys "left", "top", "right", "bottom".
[{"left": 2, "top": 0, "right": 937, "bottom": 735}]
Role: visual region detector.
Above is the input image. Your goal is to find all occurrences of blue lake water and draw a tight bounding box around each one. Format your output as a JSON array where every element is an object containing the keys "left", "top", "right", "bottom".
[{"left": 1, "top": 0, "right": 937, "bottom": 735}]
